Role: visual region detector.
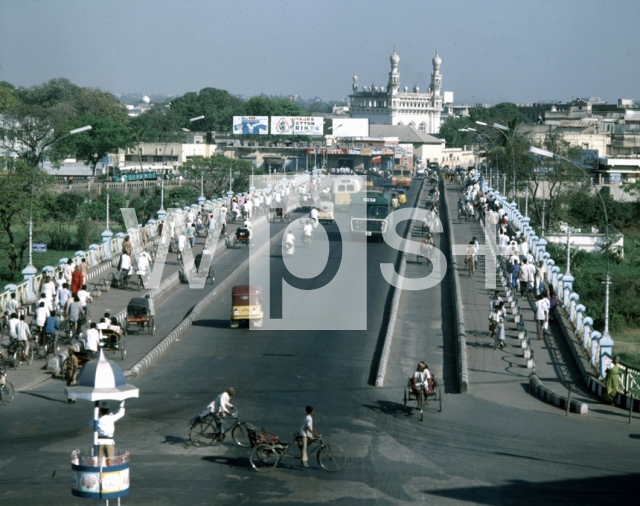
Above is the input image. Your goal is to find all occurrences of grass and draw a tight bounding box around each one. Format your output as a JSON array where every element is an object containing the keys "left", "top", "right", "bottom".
[{"left": 0, "top": 220, "right": 124, "bottom": 284}]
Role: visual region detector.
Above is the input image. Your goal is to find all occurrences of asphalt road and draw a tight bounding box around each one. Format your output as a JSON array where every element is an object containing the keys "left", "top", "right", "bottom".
[{"left": 0, "top": 181, "right": 638, "bottom": 505}]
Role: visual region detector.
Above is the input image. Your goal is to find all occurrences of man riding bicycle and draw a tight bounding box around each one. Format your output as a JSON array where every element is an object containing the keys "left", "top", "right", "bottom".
[
  {"left": 198, "top": 387, "right": 236, "bottom": 442},
  {"left": 309, "top": 208, "right": 319, "bottom": 227},
  {"left": 409, "top": 361, "right": 434, "bottom": 406},
  {"left": 302, "top": 220, "right": 314, "bottom": 245}
]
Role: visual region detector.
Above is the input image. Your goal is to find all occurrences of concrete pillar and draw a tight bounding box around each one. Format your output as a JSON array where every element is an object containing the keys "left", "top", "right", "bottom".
[
  {"left": 21, "top": 265, "right": 37, "bottom": 301},
  {"left": 582, "top": 317, "right": 594, "bottom": 348},
  {"left": 599, "top": 334, "right": 614, "bottom": 378},
  {"left": 102, "top": 229, "right": 114, "bottom": 259},
  {"left": 590, "top": 331, "right": 601, "bottom": 366}
]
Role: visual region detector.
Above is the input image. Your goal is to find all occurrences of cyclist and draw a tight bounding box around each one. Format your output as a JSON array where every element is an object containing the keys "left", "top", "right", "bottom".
[
  {"left": 198, "top": 387, "right": 236, "bottom": 442},
  {"left": 457, "top": 199, "right": 465, "bottom": 219},
  {"left": 284, "top": 230, "right": 296, "bottom": 257},
  {"left": 302, "top": 220, "right": 314, "bottom": 246},
  {"left": 465, "top": 241, "right": 476, "bottom": 272},
  {"left": 67, "top": 295, "right": 84, "bottom": 337},
  {"left": 44, "top": 310, "right": 61, "bottom": 350},
  {"left": 7, "top": 313, "right": 19, "bottom": 342},
  {"left": 119, "top": 252, "right": 132, "bottom": 286},
  {"left": 84, "top": 322, "right": 101, "bottom": 355},
  {"left": 77, "top": 285, "right": 92, "bottom": 318},
  {"left": 35, "top": 301, "right": 50, "bottom": 346},
  {"left": 309, "top": 207, "right": 319, "bottom": 227},
  {"left": 409, "top": 362, "right": 433, "bottom": 406},
  {"left": 4, "top": 293, "right": 19, "bottom": 326}
]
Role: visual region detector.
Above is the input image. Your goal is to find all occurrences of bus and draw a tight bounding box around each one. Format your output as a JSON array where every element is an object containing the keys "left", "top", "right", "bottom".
[
  {"left": 391, "top": 166, "right": 413, "bottom": 188},
  {"left": 349, "top": 190, "right": 392, "bottom": 240},
  {"left": 110, "top": 165, "right": 177, "bottom": 182},
  {"left": 331, "top": 176, "right": 363, "bottom": 208}
]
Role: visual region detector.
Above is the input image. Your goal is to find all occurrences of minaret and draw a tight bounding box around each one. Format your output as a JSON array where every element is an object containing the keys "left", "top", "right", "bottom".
[
  {"left": 430, "top": 47, "right": 442, "bottom": 103},
  {"left": 352, "top": 73, "right": 358, "bottom": 92},
  {"left": 388, "top": 44, "right": 400, "bottom": 95}
]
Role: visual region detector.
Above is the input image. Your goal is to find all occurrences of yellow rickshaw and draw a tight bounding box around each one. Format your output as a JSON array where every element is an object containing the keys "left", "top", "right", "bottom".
[
  {"left": 230, "top": 285, "right": 264, "bottom": 329},
  {"left": 397, "top": 189, "right": 407, "bottom": 206}
]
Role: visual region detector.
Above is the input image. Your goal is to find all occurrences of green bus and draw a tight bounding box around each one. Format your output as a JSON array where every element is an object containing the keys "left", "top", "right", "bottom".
[{"left": 349, "top": 190, "right": 392, "bottom": 240}]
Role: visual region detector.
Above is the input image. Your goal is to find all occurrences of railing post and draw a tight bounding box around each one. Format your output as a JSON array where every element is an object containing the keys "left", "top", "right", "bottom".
[
  {"left": 599, "top": 334, "right": 614, "bottom": 379},
  {"left": 590, "top": 331, "right": 602, "bottom": 366},
  {"left": 582, "top": 318, "right": 594, "bottom": 349},
  {"left": 102, "top": 229, "right": 114, "bottom": 259},
  {"left": 569, "top": 293, "right": 579, "bottom": 322},
  {"left": 575, "top": 304, "right": 586, "bottom": 334}
]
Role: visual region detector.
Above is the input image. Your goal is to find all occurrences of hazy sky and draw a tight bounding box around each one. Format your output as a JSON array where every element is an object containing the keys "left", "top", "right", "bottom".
[{"left": 1, "top": 0, "right": 639, "bottom": 105}]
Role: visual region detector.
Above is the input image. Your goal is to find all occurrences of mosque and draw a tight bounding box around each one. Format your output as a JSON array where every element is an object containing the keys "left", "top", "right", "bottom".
[{"left": 349, "top": 45, "right": 445, "bottom": 134}]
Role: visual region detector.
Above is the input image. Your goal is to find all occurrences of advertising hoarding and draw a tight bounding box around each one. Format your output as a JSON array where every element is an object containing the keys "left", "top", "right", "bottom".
[
  {"left": 233, "top": 116, "right": 268, "bottom": 135},
  {"left": 271, "top": 117, "right": 324, "bottom": 136},
  {"left": 330, "top": 118, "right": 369, "bottom": 137}
]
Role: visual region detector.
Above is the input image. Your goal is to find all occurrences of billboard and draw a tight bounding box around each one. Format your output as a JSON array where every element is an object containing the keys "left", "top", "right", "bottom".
[
  {"left": 271, "top": 116, "right": 324, "bottom": 136},
  {"left": 233, "top": 116, "right": 268, "bottom": 135},
  {"left": 330, "top": 118, "right": 369, "bottom": 138}
]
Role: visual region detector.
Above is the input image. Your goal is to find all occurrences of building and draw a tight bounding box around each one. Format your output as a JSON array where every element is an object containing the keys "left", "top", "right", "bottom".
[
  {"left": 369, "top": 124, "right": 444, "bottom": 167},
  {"left": 349, "top": 45, "right": 447, "bottom": 134}
]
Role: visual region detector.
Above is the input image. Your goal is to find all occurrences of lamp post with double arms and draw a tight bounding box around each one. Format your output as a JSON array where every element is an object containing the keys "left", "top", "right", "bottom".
[{"left": 529, "top": 146, "right": 612, "bottom": 359}]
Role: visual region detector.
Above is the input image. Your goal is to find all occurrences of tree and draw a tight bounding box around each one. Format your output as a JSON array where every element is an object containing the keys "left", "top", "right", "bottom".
[
  {"left": 78, "top": 191, "right": 128, "bottom": 227},
  {"left": 0, "top": 83, "right": 19, "bottom": 113},
  {"left": 128, "top": 103, "right": 183, "bottom": 143},
  {"left": 0, "top": 160, "right": 54, "bottom": 280},
  {"left": 169, "top": 87, "right": 244, "bottom": 133},
  {"left": 243, "top": 95, "right": 308, "bottom": 117},
  {"left": 180, "top": 156, "right": 255, "bottom": 199},
  {"left": 0, "top": 102, "right": 74, "bottom": 168},
  {"left": 71, "top": 116, "right": 134, "bottom": 176},
  {"left": 70, "top": 88, "right": 129, "bottom": 123},
  {"left": 15, "top": 78, "right": 81, "bottom": 109}
]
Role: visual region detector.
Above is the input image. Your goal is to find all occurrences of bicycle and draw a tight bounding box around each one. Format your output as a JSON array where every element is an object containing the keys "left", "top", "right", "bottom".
[
  {"left": 248, "top": 427, "right": 346, "bottom": 473},
  {"left": 7, "top": 338, "right": 33, "bottom": 369},
  {"left": 0, "top": 369, "right": 14, "bottom": 405},
  {"left": 188, "top": 411, "right": 253, "bottom": 448}
]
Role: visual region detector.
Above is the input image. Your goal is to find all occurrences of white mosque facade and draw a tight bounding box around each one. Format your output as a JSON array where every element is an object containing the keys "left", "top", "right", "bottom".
[{"left": 349, "top": 46, "right": 444, "bottom": 134}]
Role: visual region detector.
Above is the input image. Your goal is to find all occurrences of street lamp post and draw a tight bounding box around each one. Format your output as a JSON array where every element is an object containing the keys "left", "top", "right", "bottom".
[
  {"left": 530, "top": 146, "right": 613, "bottom": 370},
  {"left": 23, "top": 125, "right": 92, "bottom": 299}
]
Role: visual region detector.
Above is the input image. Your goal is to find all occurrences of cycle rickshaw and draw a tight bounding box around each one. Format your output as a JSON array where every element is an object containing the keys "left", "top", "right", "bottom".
[
  {"left": 124, "top": 297, "right": 155, "bottom": 335},
  {"left": 248, "top": 426, "right": 346, "bottom": 473},
  {"left": 100, "top": 327, "right": 126, "bottom": 360},
  {"left": 403, "top": 376, "right": 442, "bottom": 421},
  {"left": 270, "top": 205, "right": 290, "bottom": 223}
]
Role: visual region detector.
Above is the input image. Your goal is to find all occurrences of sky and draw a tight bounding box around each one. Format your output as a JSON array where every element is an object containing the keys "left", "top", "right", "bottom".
[{"left": 1, "top": 0, "right": 639, "bottom": 106}]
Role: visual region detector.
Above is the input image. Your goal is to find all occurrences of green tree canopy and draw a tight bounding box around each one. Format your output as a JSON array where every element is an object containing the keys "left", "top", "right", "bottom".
[
  {"left": 15, "top": 78, "right": 81, "bottom": 109},
  {"left": 180, "top": 155, "right": 255, "bottom": 199},
  {"left": 169, "top": 87, "right": 244, "bottom": 133}
]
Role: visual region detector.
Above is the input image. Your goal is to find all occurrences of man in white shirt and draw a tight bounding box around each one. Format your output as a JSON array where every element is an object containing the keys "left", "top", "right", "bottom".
[
  {"left": 77, "top": 285, "right": 92, "bottom": 317},
  {"left": 43, "top": 276, "right": 57, "bottom": 311},
  {"left": 89, "top": 401, "right": 126, "bottom": 466},
  {"left": 410, "top": 361, "right": 433, "bottom": 406},
  {"left": 16, "top": 315, "right": 31, "bottom": 359},
  {"left": 8, "top": 313, "right": 19, "bottom": 341},
  {"left": 63, "top": 259, "right": 74, "bottom": 286},
  {"left": 35, "top": 301, "right": 50, "bottom": 345},
  {"left": 299, "top": 405, "right": 319, "bottom": 468},
  {"left": 136, "top": 252, "right": 151, "bottom": 277},
  {"left": 199, "top": 387, "right": 236, "bottom": 441},
  {"left": 242, "top": 200, "right": 252, "bottom": 219},
  {"left": 57, "top": 283, "right": 72, "bottom": 310},
  {"left": 518, "top": 238, "right": 529, "bottom": 262},
  {"left": 309, "top": 208, "right": 319, "bottom": 225},
  {"left": 303, "top": 220, "right": 314, "bottom": 244},
  {"left": 177, "top": 233, "right": 187, "bottom": 261},
  {"left": 519, "top": 259, "right": 535, "bottom": 297},
  {"left": 5, "top": 293, "right": 19, "bottom": 316},
  {"left": 119, "top": 253, "right": 132, "bottom": 284},
  {"left": 535, "top": 294, "right": 550, "bottom": 340},
  {"left": 284, "top": 231, "right": 296, "bottom": 256},
  {"left": 84, "top": 322, "right": 101, "bottom": 353}
]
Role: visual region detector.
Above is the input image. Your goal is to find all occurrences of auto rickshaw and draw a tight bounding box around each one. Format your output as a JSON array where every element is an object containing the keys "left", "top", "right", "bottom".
[
  {"left": 124, "top": 296, "right": 155, "bottom": 335},
  {"left": 397, "top": 189, "right": 407, "bottom": 206},
  {"left": 230, "top": 285, "right": 263, "bottom": 329},
  {"left": 318, "top": 201, "right": 335, "bottom": 225}
]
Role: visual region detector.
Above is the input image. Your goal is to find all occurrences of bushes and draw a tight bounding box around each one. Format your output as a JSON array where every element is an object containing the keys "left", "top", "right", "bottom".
[
  {"left": 48, "top": 223, "right": 73, "bottom": 250},
  {"left": 76, "top": 218, "right": 100, "bottom": 250}
]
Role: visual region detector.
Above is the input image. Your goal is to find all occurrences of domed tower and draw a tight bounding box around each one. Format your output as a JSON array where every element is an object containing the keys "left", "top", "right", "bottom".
[
  {"left": 430, "top": 47, "right": 442, "bottom": 99},
  {"left": 352, "top": 73, "right": 358, "bottom": 92},
  {"left": 388, "top": 44, "right": 400, "bottom": 95}
]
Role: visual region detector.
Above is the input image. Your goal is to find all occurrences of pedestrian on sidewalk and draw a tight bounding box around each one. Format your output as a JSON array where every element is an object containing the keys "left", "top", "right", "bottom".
[
  {"left": 299, "top": 406, "right": 319, "bottom": 468},
  {"left": 519, "top": 259, "right": 535, "bottom": 297},
  {"left": 122, "top": 235, "right": 133, "bottom": 256},
  {"left": 71, "top": 266, "right": 83, "bottom": 296},
  {"left": 43, "top": 276, "right": 56, "bottom": 311},
  {"left": 490, "top": 303, "right": 506, "bottom": 348},
  {"left": 535, "top": 294, "right": 549, "bottom": 340},
  {"left": 602, "top": 357, "right": 620, "bottom": 405},
  {"left": 535, "top": 261, "right": 547, "bottom": 296},
  {"left": 518, "top": 238, "right": 529, "bottom": 263},
  {"left": 511, "top": 259, "right": 520, "bottom": 289},
  {"left": 547, "top": 289, "right": 558, "bottom": 323},
  {"left": 80, "top": 258, "right": 88, "bottom": 286},
  {"left": 63, "top": 259, "right": 73, "bottom": 286},
  {"left": 64, "top": 349, "right": 79, "bottom": 403}
]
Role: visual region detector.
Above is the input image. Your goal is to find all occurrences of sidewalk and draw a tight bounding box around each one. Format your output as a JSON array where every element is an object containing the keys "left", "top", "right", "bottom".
[
  {"left": 442, "top": 180, "right": 599, "bottom": 410},
  {"left": 1, "top": 211, "right": 273, "bottom": 392}
]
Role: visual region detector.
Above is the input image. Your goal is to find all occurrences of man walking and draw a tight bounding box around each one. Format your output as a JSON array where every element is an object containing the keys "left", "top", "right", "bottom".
[
  {"left": 64, "top": 348, "right": 79, "bottom": 403},
  {"left": 300, "top": 405, "right": 319, "bottom": 468},
  {"left": 535, "top": 294, "right": 549, "bottom": 340}
]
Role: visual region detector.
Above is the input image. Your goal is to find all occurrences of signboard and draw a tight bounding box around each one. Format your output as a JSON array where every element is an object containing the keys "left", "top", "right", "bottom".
[
  {"left": 32, "top": 243, "right": 47, "bottom": 252},
  {"left": 233, "top": 116, "right": 268, "bottom": 135},
  {"left": 581, "top": 149, "right": 599, "bottom": 170},
  {"left": 271, "top": 117, "right": 324, "bottom": 136},
  {"left": 330, "top": 118, "right": 369, "bottom": 137}
]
